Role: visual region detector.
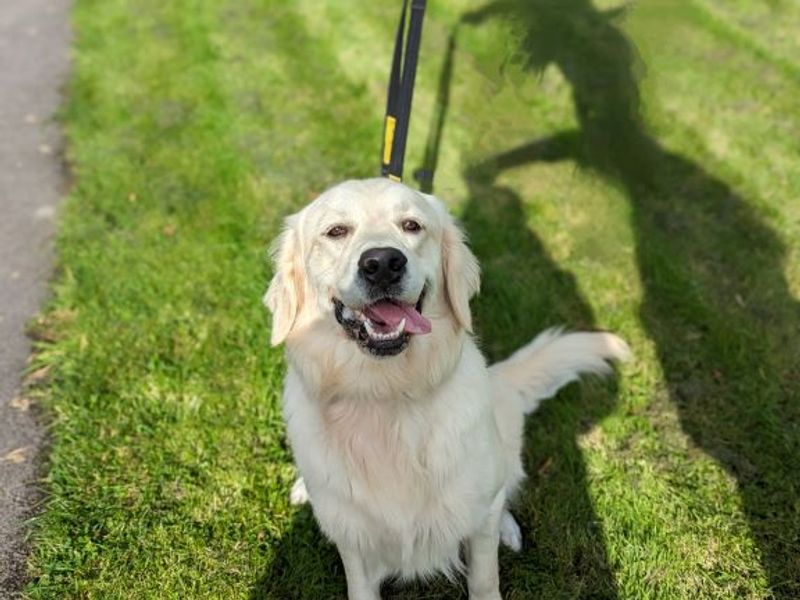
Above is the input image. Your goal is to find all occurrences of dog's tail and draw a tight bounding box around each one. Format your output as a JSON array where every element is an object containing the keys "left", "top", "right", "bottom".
[{"left": 489, "top": 328, "right": 631, "bottom": 414}]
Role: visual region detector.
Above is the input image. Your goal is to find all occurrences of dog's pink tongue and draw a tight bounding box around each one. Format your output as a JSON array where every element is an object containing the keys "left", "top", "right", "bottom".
[{"left": 363, "top": 301, "right": 431, "bottom": 334}]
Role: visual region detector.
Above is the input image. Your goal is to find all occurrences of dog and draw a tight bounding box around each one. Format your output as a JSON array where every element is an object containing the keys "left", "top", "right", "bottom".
[{"left": 264, "top": 178, "right": 629, "bottom": 599}]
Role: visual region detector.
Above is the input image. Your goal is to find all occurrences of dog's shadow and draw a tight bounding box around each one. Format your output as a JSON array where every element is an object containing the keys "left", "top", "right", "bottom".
[{"left": 250, "top": 503, "right": 346, "bottom": 600}]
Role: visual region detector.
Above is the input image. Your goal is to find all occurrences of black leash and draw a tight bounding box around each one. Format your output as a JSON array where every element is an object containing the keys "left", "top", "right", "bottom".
[{"left": 381, "top": 0, "right": 427, "bottom": 182}]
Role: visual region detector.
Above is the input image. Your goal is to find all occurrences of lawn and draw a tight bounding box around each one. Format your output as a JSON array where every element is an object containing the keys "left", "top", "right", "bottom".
[{"left": 24, "top": 0, "right": 800, "bottom": 598}]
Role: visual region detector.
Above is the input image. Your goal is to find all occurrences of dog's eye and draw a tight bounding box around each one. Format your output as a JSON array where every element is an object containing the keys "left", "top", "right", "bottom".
[
  {"left": 401, "top": 219, "right": 422, "bottom": 233},
  {"left": 326, "top": 225, "right": 349, "bottom": 239}
]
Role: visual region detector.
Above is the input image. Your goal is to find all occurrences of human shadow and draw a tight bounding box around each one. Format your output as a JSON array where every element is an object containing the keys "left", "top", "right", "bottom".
[{"left": 460, "top": 1, "right": 800, "bottom": 597}]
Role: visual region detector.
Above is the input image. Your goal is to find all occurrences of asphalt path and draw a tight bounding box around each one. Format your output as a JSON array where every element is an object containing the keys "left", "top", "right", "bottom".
[{"left": 0, "top": 0, "right": 71, "bottom": 595}]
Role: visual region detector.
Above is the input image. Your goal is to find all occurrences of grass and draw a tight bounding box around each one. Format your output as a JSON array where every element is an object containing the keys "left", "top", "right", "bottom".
[{"left": 23, "top": 0, "right": 800, "bottom": 598}]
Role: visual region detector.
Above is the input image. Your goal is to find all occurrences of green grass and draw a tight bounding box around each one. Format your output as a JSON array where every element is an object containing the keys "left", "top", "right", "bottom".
[{"left": 24, "top": 0, "right": 800, "bottom": 598}]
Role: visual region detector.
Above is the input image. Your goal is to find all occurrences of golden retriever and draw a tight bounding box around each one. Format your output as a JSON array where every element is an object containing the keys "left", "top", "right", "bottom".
[{"left": 265, "top": 178, "right": 629, "bottom": 599}]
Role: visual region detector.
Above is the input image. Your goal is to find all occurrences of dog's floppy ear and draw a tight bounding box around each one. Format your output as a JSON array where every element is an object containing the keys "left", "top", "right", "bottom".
[
  {"left": 264, "top": 215, "right": 304, "bottom": 346},
  {"left": 441, "top": 214, "right": 480, "bottom": 332}
]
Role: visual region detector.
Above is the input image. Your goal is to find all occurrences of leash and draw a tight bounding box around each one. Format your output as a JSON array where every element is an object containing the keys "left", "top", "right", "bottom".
[{"left": 381, "top": 0, "right": 427, "bottom": 183}]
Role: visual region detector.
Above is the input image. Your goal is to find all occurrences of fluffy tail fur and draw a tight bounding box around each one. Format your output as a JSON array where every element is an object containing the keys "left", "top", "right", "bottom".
[{"left": 489, "top": 328, "right": 631, "bottom": 414}]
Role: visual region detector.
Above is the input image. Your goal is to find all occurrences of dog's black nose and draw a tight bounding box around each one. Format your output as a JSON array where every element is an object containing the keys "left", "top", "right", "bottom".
[{"left": 358, "top": 247, "right": 407, "bottom": 287}]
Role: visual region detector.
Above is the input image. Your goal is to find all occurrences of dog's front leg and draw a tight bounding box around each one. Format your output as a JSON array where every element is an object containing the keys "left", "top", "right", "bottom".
[
  {"left": 466, "top": 491, "right": 505, "bottom": 600},
  {"left": 339, "top": 546, "right": 382, "bottom": 600}
]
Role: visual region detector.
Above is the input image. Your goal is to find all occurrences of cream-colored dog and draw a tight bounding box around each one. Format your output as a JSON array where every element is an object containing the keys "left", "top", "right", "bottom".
[{"left": 265, "top": 178, "right": 629, "bottom": 599}]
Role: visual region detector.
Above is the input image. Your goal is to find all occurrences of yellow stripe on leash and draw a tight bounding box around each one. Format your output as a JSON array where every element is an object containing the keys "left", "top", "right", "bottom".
[{"left": 382, "top": 116, "right": 397, "bottom": 166}]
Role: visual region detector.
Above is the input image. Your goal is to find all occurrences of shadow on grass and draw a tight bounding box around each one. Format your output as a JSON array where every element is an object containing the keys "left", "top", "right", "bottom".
[
  {"left": 250, "top": 505, "right": 346, "bottom": 600},
  {"left": 458, "top": 0, "right": 800, "bottom": 597}
]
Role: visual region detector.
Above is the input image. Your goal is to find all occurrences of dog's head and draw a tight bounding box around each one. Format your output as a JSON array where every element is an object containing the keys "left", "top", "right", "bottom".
[{"left": 264, "top": 178, "right": 479, "bottom": 359}]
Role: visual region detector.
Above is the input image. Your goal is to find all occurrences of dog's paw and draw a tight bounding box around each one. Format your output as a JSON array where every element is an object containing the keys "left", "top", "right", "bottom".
[
  {"left": 500, "top": 510, "right": 522, "bottom": 552},
  {"left": 290, "top": 476, "right": 309, "bottom": 505}
]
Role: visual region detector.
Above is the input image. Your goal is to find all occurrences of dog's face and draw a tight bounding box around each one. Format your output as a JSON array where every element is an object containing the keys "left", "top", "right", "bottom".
[{"left": 265, "top": 179, "right": 480, "bottom": 358}]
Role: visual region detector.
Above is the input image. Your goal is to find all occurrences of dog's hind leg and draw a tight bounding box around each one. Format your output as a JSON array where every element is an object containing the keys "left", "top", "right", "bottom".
[
  {"left": 499, "top": 509, "right": 522, "bottom": 552},
  {"left": 289, "top": 476, "right": 310, "bottom": 505}
]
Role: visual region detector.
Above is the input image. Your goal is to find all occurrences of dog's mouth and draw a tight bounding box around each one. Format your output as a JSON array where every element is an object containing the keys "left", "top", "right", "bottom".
[{"left": 333, "top": 289, "right": 430, "bottom": 357}]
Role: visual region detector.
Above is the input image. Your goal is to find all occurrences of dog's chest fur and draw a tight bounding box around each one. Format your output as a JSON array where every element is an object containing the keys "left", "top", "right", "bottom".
[{"left": 283, "top": 343, "right": 507, "bottom": 576}]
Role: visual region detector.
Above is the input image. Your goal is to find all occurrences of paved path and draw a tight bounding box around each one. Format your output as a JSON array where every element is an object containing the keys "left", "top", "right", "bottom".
[{"left": 0, "top": 0, "right": 71, "bottom": 595}]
